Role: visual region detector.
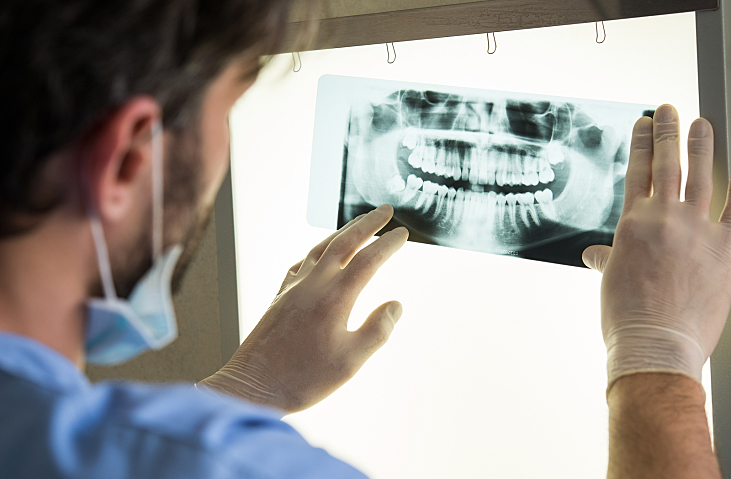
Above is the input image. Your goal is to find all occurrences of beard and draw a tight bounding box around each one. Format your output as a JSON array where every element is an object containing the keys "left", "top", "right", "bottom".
[
  {"left": 109, "top": 125, "right": 212, "bottom": 299},
  {"left": 169, "top": 204, "right": 214, "bottom": 295}
]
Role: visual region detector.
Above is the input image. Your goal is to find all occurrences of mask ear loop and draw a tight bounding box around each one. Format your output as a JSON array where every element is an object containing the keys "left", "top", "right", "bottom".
[
  {"left": 85, "top": 119, "right": 164, "bottom": 301},
  {"left": 151, "top": 119, "right": 164, "bottom": 262},
  {"left": 85, "top": 169, "right": 119, "bottom": 301}
]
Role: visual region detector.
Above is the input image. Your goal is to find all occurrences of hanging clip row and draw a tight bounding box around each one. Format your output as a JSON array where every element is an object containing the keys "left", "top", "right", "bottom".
[{"left": 294, "top": 23, "right": 606, "bottom": 71}]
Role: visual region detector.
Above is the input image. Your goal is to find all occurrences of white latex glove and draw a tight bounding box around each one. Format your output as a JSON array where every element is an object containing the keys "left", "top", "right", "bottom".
[
  {"left": 199, "top": 205, "right": 409, "bottom": 413},
  {"left": 582, "top": 105, "right": 731, "bottom": 394}
]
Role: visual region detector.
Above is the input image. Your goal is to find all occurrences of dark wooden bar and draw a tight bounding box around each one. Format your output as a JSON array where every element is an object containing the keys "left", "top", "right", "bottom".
[{"left": 278, "top": 0, "right": 719, "bottom": 53}]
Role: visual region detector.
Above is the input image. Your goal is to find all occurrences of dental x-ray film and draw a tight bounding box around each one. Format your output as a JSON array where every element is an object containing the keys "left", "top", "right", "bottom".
[{"left": 307, "top": 75, "right": 654, "bottom": 267}]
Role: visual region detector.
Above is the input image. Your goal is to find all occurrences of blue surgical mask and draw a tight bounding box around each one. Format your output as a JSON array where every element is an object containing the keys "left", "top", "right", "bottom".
[{"left": 84, "top": 120, "right": 184, "bottom": 365}]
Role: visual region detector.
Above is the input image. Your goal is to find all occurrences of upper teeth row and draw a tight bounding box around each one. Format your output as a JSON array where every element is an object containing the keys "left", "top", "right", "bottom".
[{"left": 403, "top": 134, "right": 564, "bottom": 187}]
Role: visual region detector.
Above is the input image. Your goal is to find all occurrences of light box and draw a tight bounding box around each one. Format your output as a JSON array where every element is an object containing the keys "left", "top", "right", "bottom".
[{"left": 230, "top": 12, "right": 710, "bottom": 479}]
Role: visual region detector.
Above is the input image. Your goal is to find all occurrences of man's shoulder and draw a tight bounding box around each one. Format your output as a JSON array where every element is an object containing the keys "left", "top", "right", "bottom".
[
  {"left": 0, "top": 332, "right": 292, "bottom": 453},
  {"left": 0, "top": 369, "right": 287, "bottom": 474},
  {"left": 0, "top": 336, "right": 367, "bottom": 479}
]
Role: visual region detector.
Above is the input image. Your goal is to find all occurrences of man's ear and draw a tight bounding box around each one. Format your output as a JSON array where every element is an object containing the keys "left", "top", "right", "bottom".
[{"left": 81, "top": 96, "right": 162, "bottom": 222}]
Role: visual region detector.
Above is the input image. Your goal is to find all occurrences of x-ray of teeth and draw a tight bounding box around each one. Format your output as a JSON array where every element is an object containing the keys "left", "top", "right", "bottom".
[{"left": 308, "top": 75, "right": 654, "bottom": 267}]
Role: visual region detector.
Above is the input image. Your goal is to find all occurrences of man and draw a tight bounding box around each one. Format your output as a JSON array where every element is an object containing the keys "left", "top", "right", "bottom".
[{"left": 0, "top": 1, "right": 727, "bottom": 478}]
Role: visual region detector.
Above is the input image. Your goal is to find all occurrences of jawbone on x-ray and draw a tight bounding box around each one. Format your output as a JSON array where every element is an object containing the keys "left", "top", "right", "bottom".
[{"left": 309, "top": 76, "right": 653, "bottom": 267}]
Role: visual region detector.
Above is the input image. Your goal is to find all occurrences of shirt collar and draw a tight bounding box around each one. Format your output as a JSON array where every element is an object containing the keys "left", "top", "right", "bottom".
[{"left": 0, "top": 333, "right": 90, "bottom": 393}]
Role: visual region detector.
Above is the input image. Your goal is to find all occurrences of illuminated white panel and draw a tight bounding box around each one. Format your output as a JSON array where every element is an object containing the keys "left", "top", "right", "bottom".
[{"left": 230, "top": 13, "right": 710, "bottom": 479}]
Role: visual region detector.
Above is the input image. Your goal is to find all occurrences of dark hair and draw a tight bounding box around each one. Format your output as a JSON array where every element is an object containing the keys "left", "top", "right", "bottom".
[{"left": 0, "top": 0, "right": 300, "bottom": 237}]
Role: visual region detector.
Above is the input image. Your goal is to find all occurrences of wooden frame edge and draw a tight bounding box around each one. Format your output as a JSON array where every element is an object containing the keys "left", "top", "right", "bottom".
[{"left": 277, "top": 0, "right": 718, "bottom": 53}]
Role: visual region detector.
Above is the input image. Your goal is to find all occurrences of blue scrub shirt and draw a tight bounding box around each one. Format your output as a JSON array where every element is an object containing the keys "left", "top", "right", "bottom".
[{"left": 0, "top": 333, "right": 368, "bottom": 478}]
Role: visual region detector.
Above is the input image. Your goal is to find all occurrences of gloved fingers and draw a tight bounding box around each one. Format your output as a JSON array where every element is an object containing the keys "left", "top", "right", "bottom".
[
  {"left": 297, "top": 214, "right": 366, "bottom": 277},
  {"left": 651, "top": 104, "right": 683, "bottom": 201},
  {"left": 582, "top": 245, "right": 612, "bottom": 273},
  {"left": 350, "top": 301, "right": 403, "bottom": 363},
  {"left": 684, "top": 118, "right": 715, "bottom": 213},
  {"left": 318, "top": 204, "right": 395, "bottom": 270},
  {"left": 338, "top": 226, "right": 409, "bottom": 294},
  {"left": 623, "top": 117, "right": 654, "bottom": 213}
]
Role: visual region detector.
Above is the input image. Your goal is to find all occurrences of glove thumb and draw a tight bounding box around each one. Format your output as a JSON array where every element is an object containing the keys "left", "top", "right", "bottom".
[
  {"left": 582, "top": 245, "right": 612, "bottom": 273},
  {"left": 352, "top": 301, "right": 403, "bottom": 361}
]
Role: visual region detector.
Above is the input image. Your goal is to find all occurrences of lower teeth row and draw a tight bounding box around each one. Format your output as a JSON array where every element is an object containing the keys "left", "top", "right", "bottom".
[{"left": 388, "top": 174, "right": 558, "bottom": 231}]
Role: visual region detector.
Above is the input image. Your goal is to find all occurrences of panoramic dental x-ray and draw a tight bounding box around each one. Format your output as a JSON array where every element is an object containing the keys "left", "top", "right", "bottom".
[{"left": 309, "top": 76, "right": 652, "bottom": 267}]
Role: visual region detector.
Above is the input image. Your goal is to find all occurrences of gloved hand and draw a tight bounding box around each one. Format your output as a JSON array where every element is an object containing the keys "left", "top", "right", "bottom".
[
  {"left": 583, "top": 104, "right": 731, "bottom": 394},
  {"left": 199, "top": 205, "right": 409, "bottom": 413}
]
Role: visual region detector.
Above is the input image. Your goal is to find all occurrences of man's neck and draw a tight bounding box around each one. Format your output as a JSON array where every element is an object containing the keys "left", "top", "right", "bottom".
[{"left": 0, "top": 210, "right": 92, "bottom": 368}]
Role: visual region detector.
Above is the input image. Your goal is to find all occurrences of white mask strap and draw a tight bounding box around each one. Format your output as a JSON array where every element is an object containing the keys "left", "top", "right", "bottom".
[
  {"left": 88, "top": 203, "right": 118, "bottom": 301},
  {"left": 151, "top": 119, "right": 164, "bottom": 261},
  {"left": 86, "top": 118, "right": 164, "bottom": 301}
]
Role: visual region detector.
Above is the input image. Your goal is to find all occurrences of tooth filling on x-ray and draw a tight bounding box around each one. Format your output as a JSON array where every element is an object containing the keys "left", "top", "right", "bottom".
[{"left": 321, "top": 79, "right": 648, "bottom": 264}]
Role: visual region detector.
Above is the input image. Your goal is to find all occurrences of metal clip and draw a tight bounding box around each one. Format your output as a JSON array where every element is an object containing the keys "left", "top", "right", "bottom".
[
  {"left": 487, "top": 32, "right": 497, "bottom": 54},
  {"left": 292, "top": 52, "right": 302, "bottom": 72},
  {"left": 596, "top": 21, "right": 606, "bottom": 44},
  {"left": 387, "top": 43, "right": 397, "bottom": 64}
]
